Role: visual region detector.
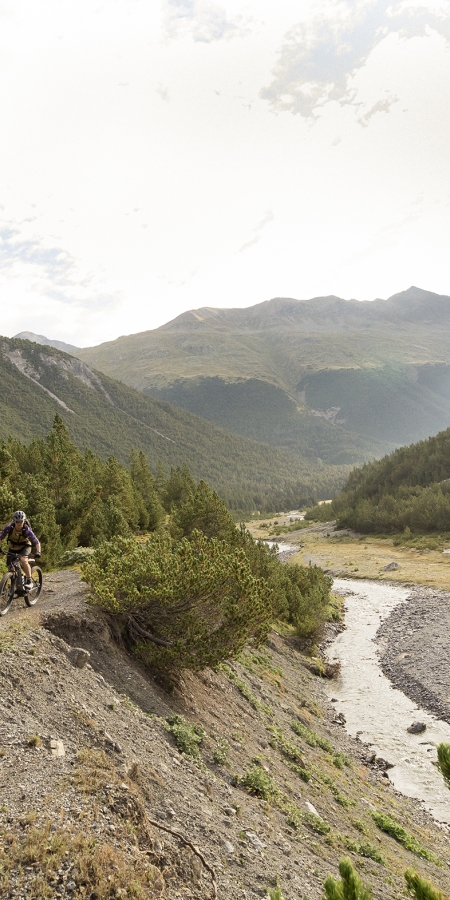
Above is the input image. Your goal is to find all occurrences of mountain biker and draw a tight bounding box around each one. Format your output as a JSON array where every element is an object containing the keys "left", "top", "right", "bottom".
[{"left": 0, "top": 510, "right": 41, "bottom": 591}]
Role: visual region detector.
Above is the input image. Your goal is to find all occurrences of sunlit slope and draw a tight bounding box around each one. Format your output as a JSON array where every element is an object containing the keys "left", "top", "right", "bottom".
[
  {"left": 77, "top": 286, "right": 450, "bottom": 456},
  {"left": 0, "top": 337, "right": 349, "bottom": 507}
]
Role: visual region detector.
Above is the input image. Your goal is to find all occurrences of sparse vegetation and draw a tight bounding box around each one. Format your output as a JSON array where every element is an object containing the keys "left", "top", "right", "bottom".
[
  {"left": 371, "top": 812, "right": 439, "bottom": 862},
  {"left": 305, "top": 811, "right": 331, "bottom": 835},
  {"left": 212, "top": 738, "right": 229, "bottom": 766},
  {"left": 166, "top": 714, "right": 206, "bottom": 759},
  {"left": 267, "top": 725, "right": 310, "bottom": 779},
  {"left": 290, "top": 719, "right": 333, "bottom": 753},
  {"left": 220, "top": 664, "right": 262, "bottom": 710},
  {"left": 0, "top": 819, "right": 165, "bottom": 899},
  {"left": 240, "top": 766, "right": 279, "bottom": 801}
]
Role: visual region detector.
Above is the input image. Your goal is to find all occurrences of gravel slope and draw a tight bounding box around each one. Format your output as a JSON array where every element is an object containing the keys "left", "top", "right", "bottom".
[{"left": 0, "top": 570, "right": 449, "bottom": 899}]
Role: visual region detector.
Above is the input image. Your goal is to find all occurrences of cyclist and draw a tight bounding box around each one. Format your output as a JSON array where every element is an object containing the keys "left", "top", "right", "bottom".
[{"left": 0, "top": 510, "right": 41, "bottom": 591}]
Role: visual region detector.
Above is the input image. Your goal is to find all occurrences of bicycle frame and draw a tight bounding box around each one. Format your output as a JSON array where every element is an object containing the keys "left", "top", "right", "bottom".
[
  {"left": 7, "top": 552, "right": 28, "bottom": 595},
  {"left": 0, "top": 550, "right": 42, "bottom": 615}
]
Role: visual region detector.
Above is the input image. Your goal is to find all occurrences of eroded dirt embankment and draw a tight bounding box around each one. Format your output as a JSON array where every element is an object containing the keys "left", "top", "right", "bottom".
[{"left": 1, "top": 570, "right": 450, "bottom": 900}]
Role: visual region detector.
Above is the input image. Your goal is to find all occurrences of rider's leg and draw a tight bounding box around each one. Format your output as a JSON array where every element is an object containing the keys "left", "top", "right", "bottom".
[{"left": 20, "top": 556, "right": 32, "bottom": 578}]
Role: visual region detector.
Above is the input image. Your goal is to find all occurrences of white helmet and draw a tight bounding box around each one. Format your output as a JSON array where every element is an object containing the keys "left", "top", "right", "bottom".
[{"left": 13, "top": 510, "right": 26, "bottom": 523}]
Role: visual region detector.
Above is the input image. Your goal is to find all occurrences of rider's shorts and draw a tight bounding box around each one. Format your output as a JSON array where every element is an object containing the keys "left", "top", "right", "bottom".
[{"left": 7, "top": 545, "right": 32, "bottom": 561}]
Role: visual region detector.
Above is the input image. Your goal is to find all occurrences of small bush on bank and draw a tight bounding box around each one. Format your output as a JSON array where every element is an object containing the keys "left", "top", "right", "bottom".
[{"left": 404, "top": 869, "right": 445, "bottom": 899}]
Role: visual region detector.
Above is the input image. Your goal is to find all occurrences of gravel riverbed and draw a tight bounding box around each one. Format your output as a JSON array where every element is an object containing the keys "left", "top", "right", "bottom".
[{"left": 376, "top": 584, "right": 450, "bottom": 726}]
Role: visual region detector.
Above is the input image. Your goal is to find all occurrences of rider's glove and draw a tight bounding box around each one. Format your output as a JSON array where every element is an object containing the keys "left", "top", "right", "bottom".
[{"left": 35, "top": 552, "right": 41, "bottom": 559}]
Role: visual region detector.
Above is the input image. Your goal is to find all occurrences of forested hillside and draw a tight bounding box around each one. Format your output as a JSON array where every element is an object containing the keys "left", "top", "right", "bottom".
[
  {"left": 308, "top": 425, "right": 450, "bottom": 533},
  {"left": 0, "top": 337, "right": 348, "bottom": 512},
  {"left": 77, "top": 287, "right": 450, "bottom": 458},
  {"left": 0, "top": 415, "right": 333, "bottom": 661}
]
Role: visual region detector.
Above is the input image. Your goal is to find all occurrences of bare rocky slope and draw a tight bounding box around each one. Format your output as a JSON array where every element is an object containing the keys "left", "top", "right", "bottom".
[{"left": 1, "top": 571, "right": 449, "bottom": 899}]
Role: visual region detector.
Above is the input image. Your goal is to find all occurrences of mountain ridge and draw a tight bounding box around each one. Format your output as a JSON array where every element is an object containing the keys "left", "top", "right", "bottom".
[
  {"left": 0, "top": 335, "right": 349, "bottom": 509},
  {"left": 13, "top": 331, "right": 79, "bottom": 353},
  {"left": 75, "top": 287, "right": 450, "bottom": 459}
]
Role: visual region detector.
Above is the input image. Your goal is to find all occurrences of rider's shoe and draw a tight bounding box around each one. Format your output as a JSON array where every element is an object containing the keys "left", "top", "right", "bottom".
[{"left": 24, "top": 579, "right": 33, "bottom": 592}]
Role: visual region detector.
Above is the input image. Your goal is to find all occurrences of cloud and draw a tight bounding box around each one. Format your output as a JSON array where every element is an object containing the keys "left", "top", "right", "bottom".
[
  {"left": 238, "top": 209, "right": 274, "bottom": 253},
  {"left": 260, "top": 1, "right": 450, "bottom": 119},
  {"left": 0, "top": 219, "right": 120, "bottom": 312},
  {"left": 163, "top": 0, "right": 251, "bottom": 42},
  {"left": 156, "top": 82, "right": 169, "bottom": 101},
  {"left": 357, "top": 93, "right": 399, "bottom": 126},
  {"left": 238, "top": 233, "right": 261, "bottom": 253}
]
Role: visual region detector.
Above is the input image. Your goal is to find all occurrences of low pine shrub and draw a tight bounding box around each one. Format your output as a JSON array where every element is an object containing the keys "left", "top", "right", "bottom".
[
  {"left": 404, "top": 869, "right": 445, "bottom": 899},
  {"left": 323, "top": 857, "right": 372, "bottom": 900},
  {"left": 437, "top": 743, "right": 450, "bottom": 788}
]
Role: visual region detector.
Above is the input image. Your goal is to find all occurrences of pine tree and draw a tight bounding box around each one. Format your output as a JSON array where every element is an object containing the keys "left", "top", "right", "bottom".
[{"left": 130, "top": 450, "right": 165, "bottom": 530}]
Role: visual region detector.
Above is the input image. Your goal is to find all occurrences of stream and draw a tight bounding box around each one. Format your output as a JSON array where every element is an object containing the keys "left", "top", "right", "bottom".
[{"left": 325, "top": 578, "right": 450, "bottom": 824}]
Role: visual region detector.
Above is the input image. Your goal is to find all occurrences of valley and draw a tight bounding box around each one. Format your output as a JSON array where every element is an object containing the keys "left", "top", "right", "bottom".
[
  {"left": 76, "top": 286, "right": 450, "bottom": 462},
  {"left": 0, "top": 337, "right": 348, "bottom": 511}
]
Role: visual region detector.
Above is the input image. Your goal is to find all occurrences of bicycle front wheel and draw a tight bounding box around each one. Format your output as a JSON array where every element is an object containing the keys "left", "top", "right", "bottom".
[
  {"left": 25, "top": 566, "right": 42, "bottom": 606},
  {"left": 0, "top": 572, "right": 15, "bottom": 616}
]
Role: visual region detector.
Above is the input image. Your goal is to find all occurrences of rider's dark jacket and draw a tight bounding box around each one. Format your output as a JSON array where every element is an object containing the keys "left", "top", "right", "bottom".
[{"left": 0, "top": 522, "right": 39, "bottom": 553}]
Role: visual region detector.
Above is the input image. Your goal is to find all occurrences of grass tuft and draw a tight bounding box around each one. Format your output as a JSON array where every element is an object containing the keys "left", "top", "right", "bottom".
[{"left": 371, "top": 812, "right": 439, "bottom": 863}]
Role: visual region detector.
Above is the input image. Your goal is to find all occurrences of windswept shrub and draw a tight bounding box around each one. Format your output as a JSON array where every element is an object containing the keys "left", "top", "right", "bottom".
[{"left": 83, "top": 531, "right": 271, "bottom": 675}]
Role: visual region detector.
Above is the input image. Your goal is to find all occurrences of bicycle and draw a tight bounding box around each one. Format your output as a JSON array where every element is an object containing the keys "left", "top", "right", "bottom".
[{"left": 0, "top": 550, "right": 43, "bottom": 616}]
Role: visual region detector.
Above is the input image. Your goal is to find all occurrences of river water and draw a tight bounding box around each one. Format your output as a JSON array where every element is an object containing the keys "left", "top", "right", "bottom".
[{"left": 325, "top": 579, "right": 450, "bottom": 824}]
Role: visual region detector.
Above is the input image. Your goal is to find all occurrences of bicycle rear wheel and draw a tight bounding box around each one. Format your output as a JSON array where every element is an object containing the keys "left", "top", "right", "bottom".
[
  {"left": 0, "top": 572, "right": 15, "bottom": 616},
  {"left": 25, "top": 566, "right": 42, "bottom": 606}
]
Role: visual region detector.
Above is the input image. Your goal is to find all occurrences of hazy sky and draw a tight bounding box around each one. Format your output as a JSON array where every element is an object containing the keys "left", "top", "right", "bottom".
[{"left": 1, "top": 0, "right": 449, "bottom": 347}]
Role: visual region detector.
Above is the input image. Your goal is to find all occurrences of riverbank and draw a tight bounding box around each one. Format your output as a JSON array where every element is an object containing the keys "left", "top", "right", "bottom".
[
  {"left": 325, "top": 579, "right": 450, "bottom": 826},
  {"left": 377, "top": 584, "right": 450, "bottom": 725},
  {"left": 246, "top": 517, "right": 450, "bottom": 589}
]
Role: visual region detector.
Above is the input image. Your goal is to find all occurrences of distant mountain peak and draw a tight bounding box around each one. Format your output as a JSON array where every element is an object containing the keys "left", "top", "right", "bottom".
[
  {"left": 386, "top": 285, "right": 450, "bottom": 303},
  {"left": 13, "top": 332, "right": 78, "bottom": 354}
]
